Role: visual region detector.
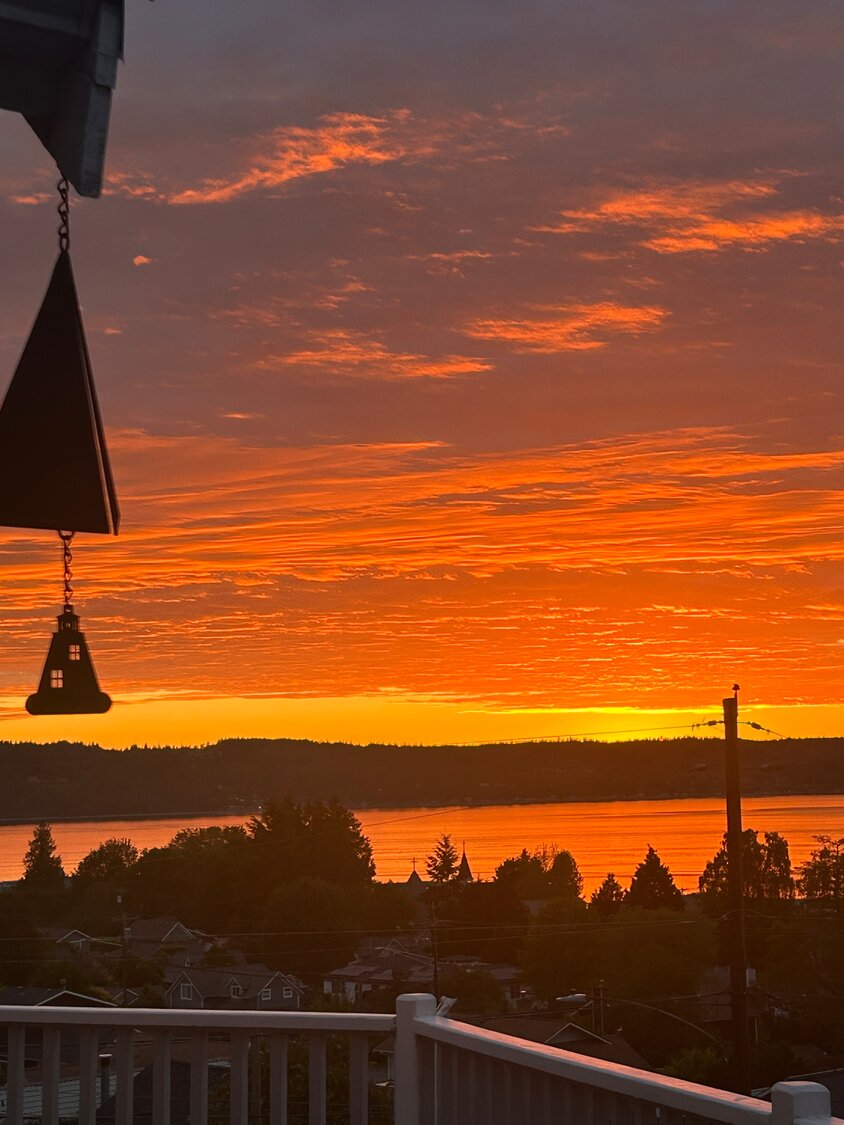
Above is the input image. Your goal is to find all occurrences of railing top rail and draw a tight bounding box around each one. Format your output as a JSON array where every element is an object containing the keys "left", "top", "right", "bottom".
[
  {"left": 0, "top": 1005, "right": 396, "bottom": 1034},
  {"left": 415, "top": 1014, "right": 771, "bottom": 1125}
]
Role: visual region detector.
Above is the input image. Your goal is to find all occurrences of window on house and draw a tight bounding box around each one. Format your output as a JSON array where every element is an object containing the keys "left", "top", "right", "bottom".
[
  {"left": 282, "top": 987, "right": 293, "bottom": 999},
  {"left": 50, "top": 669, "right": 63, "bottom": 688},
  {"left": 69, "top": 644, "right": 81, "bottom": 661},
  {"left": 230, "top": 982, "right": 243, "bottom": 998},
  {"left": 180, "top": 983, "right": 193, "bottom": 1001},
  {"left": 260, "top": 987, "right": 272, "bottom": 1001}
]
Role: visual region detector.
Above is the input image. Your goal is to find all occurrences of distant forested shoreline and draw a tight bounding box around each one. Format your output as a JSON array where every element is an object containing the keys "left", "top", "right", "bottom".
[{"left": 0, "top": 736, "right": 841, "bottom": 821}]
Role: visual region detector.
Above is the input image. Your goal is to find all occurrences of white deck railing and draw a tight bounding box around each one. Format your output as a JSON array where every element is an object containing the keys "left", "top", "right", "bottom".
[
  {"left": 0, "top": 993, "right": 840, "bottom": 1125},
  {"left": 394, "top": 995, "right": 840, "bottom": 1125}
]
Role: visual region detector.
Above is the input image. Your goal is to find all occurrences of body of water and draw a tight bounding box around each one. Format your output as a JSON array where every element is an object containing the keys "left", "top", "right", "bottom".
[{"left": 0, "top": 794, "right": 841, "bottom": 894}]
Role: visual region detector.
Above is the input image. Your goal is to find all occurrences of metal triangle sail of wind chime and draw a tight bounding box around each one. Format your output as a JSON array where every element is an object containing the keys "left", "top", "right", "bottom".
[{"left": 0, "top": 177, "right": 119, "bottom": 714}]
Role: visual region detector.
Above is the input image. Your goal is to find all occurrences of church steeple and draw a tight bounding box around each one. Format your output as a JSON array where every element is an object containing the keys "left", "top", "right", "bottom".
[
  {"left": 406, "top": 858, "right": 425, "bottom": 896},
  {"left": 456, "top": 841, "right": 473, "bottom": 882}
]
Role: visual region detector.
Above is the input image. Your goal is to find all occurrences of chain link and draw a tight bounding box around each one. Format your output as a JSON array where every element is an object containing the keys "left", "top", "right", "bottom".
[
  {"left": 57, "top": 176, "right": 70, "bottom": 252},
  {"left": 58, "top": 531, "right": 74, "bottom": 609}
]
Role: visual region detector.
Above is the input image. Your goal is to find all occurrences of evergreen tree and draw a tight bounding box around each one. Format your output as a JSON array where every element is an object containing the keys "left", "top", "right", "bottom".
[
  {"left": 427, "top": 834, "right": 460, "bottom": 882},
  {"left": 590, "top": 873, "right": 625, "bottom": 918},
  {"left": 626, "top": 846, "right": 683, "bottom": 911},
  {"left": 548, "top": 850, "right": 584, "bottom": 900},
  {"left": 21, "top": 822, "right": 65, "bottom": 889}
]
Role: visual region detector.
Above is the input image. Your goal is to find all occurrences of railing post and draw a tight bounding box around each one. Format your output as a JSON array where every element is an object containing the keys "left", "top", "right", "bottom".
[
  {"left": 395, "top": 994, "right": 437, "bottom": 1125},
  {"left": 772, "top": 1082, "right": 831, "bottom": 1125}
]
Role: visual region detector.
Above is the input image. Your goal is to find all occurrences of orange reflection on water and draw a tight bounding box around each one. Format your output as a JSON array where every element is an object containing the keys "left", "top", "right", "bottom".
[{"left": 0, "top": 795, "right": 840, "bottom": 894}]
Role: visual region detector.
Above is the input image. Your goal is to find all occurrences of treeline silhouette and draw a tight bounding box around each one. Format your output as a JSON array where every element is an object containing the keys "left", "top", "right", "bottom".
[{"left": 0, "top": 735, "right": 841, "bottom": 820}]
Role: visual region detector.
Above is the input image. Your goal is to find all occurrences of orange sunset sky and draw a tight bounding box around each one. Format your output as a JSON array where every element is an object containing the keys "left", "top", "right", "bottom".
[{"left": 0, "top": 2, "right": 843, "bottom": 747}]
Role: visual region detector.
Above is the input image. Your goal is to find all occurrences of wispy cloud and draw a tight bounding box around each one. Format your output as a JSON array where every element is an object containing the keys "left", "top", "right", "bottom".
[
  {"left": 264, "top": 328, "right": 492, "bottom": 379},
  {"left": 103, "top": 102, "right": 571, "bottom": 207},
  {"left": 465, "top": 303, "right": 669, "bottom": 351},
  {"left": 167, "top": 111, "right": 411, "bottom": 205},
  {"left": 539, "top": 178, "right": 844, "bottom": 253}
]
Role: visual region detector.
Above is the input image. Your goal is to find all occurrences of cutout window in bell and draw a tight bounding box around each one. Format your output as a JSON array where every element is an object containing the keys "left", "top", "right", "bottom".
[
  {"left": 69, "top": 644, "right": 81, "bottom": 661},
  {"left": 50, "top": 669, "right": 63, "bottom": 688}
]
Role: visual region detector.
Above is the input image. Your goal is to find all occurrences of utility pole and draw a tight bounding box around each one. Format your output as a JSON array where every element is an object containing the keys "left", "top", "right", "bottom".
[
  {"left": 430, "top": 900, "right": 440, "bottom": 999},
  {"left": 592, "top": 980, "right": 605, "bottom": 1036},
  {"left": 723, "top": 686, "right": 751, "bottom": 1095}
]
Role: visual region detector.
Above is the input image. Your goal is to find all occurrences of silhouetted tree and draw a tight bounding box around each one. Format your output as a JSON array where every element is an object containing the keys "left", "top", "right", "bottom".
[
  {"left": 590, "top": 873, "right": 625, "bottom": 918},
  {"left": 798, "top": 835, "right": 844, "bottom": 906},
  {"left": 433, "top": 881, "right": 528, "bottom": 962},
  {"left": 664, "top": 1047, "right": 730, "bottom": 1089},
  {"left": 257, "top": 876, "right": 359, "bottom": 977},
  {"left": 522, "top": 895, "right": 593, "bottom": 1001},
  {"left": 133, "top": 825, "right": 251, "bottom": 929},
  {"left": 494, "top": 848, "right": 550, "bottom": 898},
  {"left": 439, "top": 966, "right": 506, "bottom": 1015},
  {"left": 626, "top": 846, "right": 683, "bottom": 911},
  {"left": 427, "top": 834, "right": 460, "bottom": 883},
  {"left": 0, "top": 897, "right": 42, "bottom": 984},
  {"left": 548, "top": 850, "right": 584, "bottom": 901},
  {"left": 248, "top": 799, "right": 374, "bottom": 886},
  {"left": 21, "top": 822, "right": 64, "bottom": 890},
  {"left": 601, "top": 907, "right": 714, "bottom": 999},
  {"left": 699, "top": 829, "right": 794, "bottom": 911},
  {"left": 74, "top": 837, "right": 139, "bottom": 884}
]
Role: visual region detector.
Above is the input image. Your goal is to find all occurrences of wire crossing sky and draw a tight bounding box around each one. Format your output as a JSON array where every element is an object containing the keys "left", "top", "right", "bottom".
[{"left": 0, "top": 1, "right": 842, "bottom": 746}]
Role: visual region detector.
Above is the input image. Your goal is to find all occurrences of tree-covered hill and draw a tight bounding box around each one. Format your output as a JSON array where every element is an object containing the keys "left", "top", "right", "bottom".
[{"left": 0, "top": 735, "right": 841, "bottom": 821}]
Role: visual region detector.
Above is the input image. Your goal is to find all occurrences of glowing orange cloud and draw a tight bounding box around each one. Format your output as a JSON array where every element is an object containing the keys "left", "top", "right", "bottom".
[
  {"left": 167, "top": 112, "right": 410, "bottom": 205},
  {"left": 264, "top": 329, "right": 492, "bottom": 379},
  {"left": 465, "top": 302, "right": 669, "bottom": 351},
  {"left": 540, "top": 178, "right": 844, "bottom": 253},
  {"left": 98, "top": 102, "right": 572, "bottom": 207}
]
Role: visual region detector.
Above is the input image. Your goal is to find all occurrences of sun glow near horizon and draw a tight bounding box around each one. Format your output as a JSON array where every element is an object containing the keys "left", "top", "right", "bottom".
[{"left": 0, "top": 692, "right": 839, "bottom": 751}]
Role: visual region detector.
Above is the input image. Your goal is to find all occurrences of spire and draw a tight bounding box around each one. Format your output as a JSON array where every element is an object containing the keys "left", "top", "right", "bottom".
[{"left": 456, "top": 843, "right": 473, "bottom": 882}]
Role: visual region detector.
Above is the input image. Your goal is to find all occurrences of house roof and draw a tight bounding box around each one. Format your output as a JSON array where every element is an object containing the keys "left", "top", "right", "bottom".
[
  {"left": 127, "top": 917, "right": 196, "bottom": 944},
  {"left": 0, "top": 986, "right": 115, "bottom": 1008},
  {"left": 406, "top": 868, "right": 426, "bottom": 895},
  {"left": 41, "top": 926, "right": 93, "bottom": 944},
  {"left": 0, "top": 1073, "right": 117, "bottom": 1119},
  {"left": 325, "top": 946, "right": 519, "bottom": 989},
  {"left": 97, "top": 1060, "right": 229, "bottom": 1125},
  {"left": 166, "top": 964, "right": 303, "bottom": 1001}
]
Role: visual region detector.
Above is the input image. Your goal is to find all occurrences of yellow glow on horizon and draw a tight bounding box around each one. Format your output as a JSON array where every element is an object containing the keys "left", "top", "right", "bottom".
[{"left": 0, "top": 693, "right": 840, "bottom": 750}]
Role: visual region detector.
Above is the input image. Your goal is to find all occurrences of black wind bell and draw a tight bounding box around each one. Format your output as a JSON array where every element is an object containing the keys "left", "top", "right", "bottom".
[{"left": 0, "top": 178, "right": 119, "bottom": 714}]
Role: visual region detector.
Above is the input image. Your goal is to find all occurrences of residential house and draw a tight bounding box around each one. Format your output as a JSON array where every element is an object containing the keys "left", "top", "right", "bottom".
[
  {"left": 123, "top": 917, "right": 210, "bottom": 965},
  {"left": 0, "top": 987, "right": 116, "bottom": 1070},
  {"left": 323, "top": 940, "right": 523, "bottom": 1009},
  {"left": 165, "top": 964, "right": 304, "bottom": 1010},
  {"left": 0, "top": 986, "right": 115, "bottom": 1009},
  {"left": 96, "top": 1059, "right": 229, "bottom": 1125},
  {"left": 41, "top": 927, "right": 95, "bottom": 956}
]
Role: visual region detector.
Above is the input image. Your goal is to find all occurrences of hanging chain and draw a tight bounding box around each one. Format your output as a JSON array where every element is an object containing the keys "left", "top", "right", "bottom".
[
  {"left": 58, "top": 531, "right": 75, "bottom": 609},
  {"left": 57, "top": 176, "right": 70, "bottom": 252}
]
